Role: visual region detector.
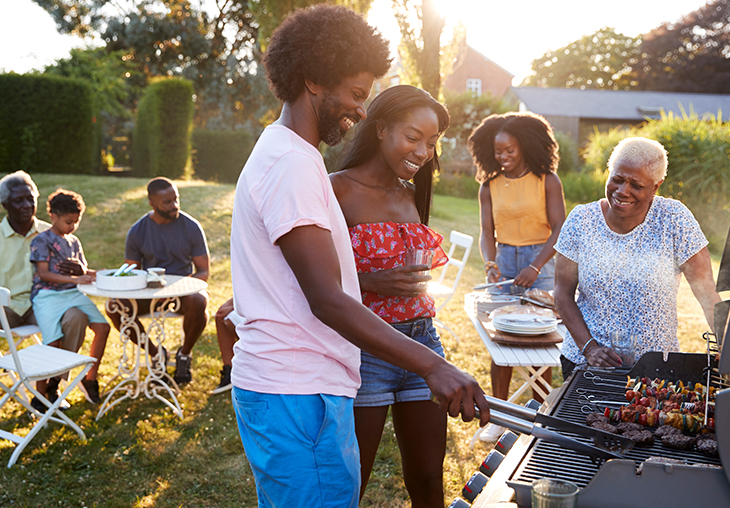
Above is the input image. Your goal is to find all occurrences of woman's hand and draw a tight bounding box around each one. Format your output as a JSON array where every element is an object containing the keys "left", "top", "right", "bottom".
[
  {"left": 514, "top": 266, "right": 539, "bottom": 288},
  {"left": 359, "top": 266, "right": 431, "bottom": 297},
  {"left": 584, "top": 343, "right": 623, "bottom": 369},
  {"left": 486, "top": 266, "right": 500, "bottom": 284}
]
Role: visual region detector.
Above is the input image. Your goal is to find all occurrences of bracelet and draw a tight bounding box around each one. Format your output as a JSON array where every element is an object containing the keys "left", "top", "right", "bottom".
[
  {"left": 528, "top": 264, "right": 541, "bottom": 274},
  {"left": 581, "top": 338, "right": 597, "bottom": 355},
  {"left": 484, "top": 261, "right": 500, "bottom": 277}
]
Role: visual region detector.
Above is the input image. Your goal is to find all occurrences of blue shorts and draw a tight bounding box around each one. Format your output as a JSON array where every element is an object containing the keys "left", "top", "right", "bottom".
[
  {"left": 33, "top": 288, "right": 107, "bottom": 345},
  {"left": 493, "top": 242, "right": 556, "bottom": 294},
  {"left": 231, "top": 388, "right": 360, "bottom": 508},
  {"left": 354, "top": 317, "right": 443, "bottom": 407}
]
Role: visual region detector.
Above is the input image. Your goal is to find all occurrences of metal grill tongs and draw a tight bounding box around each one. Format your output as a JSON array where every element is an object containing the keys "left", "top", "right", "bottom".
[{"left": 476, "top": 395, "right": 634, "bottom": 461}]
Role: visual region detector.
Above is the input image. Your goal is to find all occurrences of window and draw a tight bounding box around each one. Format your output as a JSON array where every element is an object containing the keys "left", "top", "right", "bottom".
[{"left": 466, "top": 78, "right": 482, "bottom": 97}]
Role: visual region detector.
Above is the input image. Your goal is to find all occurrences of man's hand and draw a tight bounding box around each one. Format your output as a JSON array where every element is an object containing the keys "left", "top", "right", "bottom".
[
  {"left": 425, "top": 361, "right": 490, "bottom": 428},
  {"left": 58, "top": 258, "right": 86, "bottom": 276}
]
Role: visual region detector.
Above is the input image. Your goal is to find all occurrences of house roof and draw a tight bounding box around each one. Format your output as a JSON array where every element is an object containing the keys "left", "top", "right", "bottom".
[
  {"left": 466, "top": 46, "right": 514, "bottom": 78},
  {"left": 512, "top": 87, "right": 730, "bottom": 121}
]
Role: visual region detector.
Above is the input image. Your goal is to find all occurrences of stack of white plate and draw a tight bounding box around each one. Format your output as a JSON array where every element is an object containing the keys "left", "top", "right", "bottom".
[
  {"left": 474, "top": 294, "right": 521, "bottom": 314},
  {"left": 492, "top": 314, "right": 558, "bottom": 336}
]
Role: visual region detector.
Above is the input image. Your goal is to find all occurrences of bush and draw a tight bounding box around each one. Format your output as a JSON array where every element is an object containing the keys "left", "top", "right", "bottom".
[
  {"left": 133, "top": 78, "right": 194, "bottom": 178},
  {"left": 581, "top": 112, "right": 730, "bottom": 253},
  {"left": 554, "top": 131, "right": 579, "bottom": 173},
  {"left": 433, "top": 172, "right": 480, "bottom": 199},
  {"left": 0, "top": 73, "right": 96, "bottom": 174},
  {"left": 192, "top": 129, "right": 255, "bottom": 183}
]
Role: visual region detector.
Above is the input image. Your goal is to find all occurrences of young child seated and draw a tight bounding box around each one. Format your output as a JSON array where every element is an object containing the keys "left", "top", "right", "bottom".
[{"left": 29, "top": 189, "right": 110, "bottom": 410}]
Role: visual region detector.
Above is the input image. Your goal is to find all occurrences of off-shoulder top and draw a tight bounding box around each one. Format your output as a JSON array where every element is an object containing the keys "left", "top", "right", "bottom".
[{"left": 349, "top": 222, "right": 448, "bottom": 324}]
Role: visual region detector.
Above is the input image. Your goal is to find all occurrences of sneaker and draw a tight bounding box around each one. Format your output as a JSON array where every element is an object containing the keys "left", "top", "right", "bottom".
[
  {"left": 30, "top": 396, "right": 47, "bottom": 414},
  {"left": 479, "top": 423, "right": 505, "bottom": 442},
  {"left": 173, "top": 348, "right": 192, "bottom": 385},
  {"left": 80, "top": 378, "right": 102, "bottom": 404},
  {"left": 211, "top": 365, "right": 232, "bottom": 395}
]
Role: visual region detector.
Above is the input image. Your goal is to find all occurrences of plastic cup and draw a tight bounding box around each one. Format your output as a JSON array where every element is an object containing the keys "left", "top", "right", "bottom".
[
  {"left": 609, "top": 331, "right": 637, "bottom": 368},
  {"left": 531, "top": 478, "right": 579, "bottom": 508},
  {"left": 405, "top": 248, "right": 434, "bottom": 272}
]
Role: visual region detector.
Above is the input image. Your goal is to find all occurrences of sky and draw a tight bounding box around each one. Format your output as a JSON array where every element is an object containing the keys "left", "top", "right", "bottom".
[{"left": 0, "top": 0, "right": 713, "bottom": 83}]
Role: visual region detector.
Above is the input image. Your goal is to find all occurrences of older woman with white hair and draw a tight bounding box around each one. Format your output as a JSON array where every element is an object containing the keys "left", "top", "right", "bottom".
[{"left": 554, "top": 137, "right": 720, "bottom": 377}]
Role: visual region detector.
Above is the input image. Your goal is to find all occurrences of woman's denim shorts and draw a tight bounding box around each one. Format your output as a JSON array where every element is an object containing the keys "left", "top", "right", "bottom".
[
  {"left": 354, "top": 317, "right": 443, "bottom": 407},
  {"left": 492, "top": 242, "right": 555, "bottom": 294}
]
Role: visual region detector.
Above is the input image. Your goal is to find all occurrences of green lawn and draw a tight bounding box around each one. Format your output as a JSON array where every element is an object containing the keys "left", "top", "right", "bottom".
[{"left": 0, "top": 174, "right": 720, "bottom": 507}]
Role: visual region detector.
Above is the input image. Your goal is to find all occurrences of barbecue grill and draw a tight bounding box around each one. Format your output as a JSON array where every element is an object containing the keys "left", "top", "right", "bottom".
[{"left": 467, "top": 226, "right": 730, "bottom": 508}]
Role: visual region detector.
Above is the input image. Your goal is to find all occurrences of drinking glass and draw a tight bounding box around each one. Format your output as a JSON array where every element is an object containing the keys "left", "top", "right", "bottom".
[
  {"left": 609, "top": 331, "right": 637, "bottom": 369},
  {"left": 405, "top": 248, "right": 434, "bottom": 275},
  {"left": 531, "top": 478, "right": 579, "bottom": 508}
]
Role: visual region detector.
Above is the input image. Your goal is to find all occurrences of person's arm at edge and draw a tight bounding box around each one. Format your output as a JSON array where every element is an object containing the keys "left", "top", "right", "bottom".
[
  {"left": 680, "top": 247, "right": 721, "bottom": 332},
  {"left": 191, "top": 254, "right": 210, "bottom": 281},
  {"left": 277, "top": 224, "right": 490, "bottom": 425},
  {"left": 554, "top": 253, "right": 621, "bottom": 368},
  {"left": 478, "top": 183, "right": 499, "bottom": 283},
  {"left": 35, "top": 261, "right": 94, "bottom": 285}
]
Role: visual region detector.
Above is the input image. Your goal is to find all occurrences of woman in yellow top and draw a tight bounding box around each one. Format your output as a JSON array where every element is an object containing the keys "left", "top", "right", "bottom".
[{"left": 468, "top": 112, "right": 566, "bottom": 441}]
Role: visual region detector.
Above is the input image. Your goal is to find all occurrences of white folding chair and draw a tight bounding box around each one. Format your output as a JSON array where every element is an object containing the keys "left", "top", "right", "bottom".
[
  {"left": 0, "top": 287, "right": 96, "bottom": 468},
  {"left": 428, "top": 230, "right": 474, "bottom": 343}
]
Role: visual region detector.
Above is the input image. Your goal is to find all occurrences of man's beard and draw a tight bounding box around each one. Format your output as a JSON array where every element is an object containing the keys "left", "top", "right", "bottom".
[
  {"left": 318, "top": 92, "right": 349, "bottom": 147},
  {"left": 157, "top": 209, "right": 179, "bottom": 221}
]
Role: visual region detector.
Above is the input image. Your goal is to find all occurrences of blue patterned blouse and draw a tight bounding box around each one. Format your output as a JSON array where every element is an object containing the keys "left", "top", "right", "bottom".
[{"left": 555, "top": 196, "right": 708, "bottom": 363}]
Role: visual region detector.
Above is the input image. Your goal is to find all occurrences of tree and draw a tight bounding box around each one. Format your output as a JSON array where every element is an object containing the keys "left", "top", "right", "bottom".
[
  {"left": 633, "top": 0, "right": 730, "bottom": 93},
  {"left": 393, "top": 0, "right": 454, "bottom": 98},
  {"left": 521, "top": 27, "right": 640, "bottom": 90},
  {"left": 249, "top": 0, "right": 373, "bottom": 51}
]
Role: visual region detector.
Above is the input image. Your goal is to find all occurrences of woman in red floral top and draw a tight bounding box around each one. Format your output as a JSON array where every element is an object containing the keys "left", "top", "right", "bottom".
[{"left": 330, "top": 85, "right": 451, "bottom": 507}]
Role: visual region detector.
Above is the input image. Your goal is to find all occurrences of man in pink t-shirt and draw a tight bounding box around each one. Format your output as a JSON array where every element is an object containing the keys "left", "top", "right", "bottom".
[{"left": 229, "top": 5, "right": 490, "bottom": 507}]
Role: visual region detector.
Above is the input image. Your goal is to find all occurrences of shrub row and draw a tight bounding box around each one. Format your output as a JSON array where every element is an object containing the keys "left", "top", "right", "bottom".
[
  {"left": 0, "top": 74, "right": 97, "bottom": 174},
  {"left": 192, "top": 129, "right": 254, "bottom": 183},
  {"left": 133, "top": 78, "right": 194, "bottom": 179}
]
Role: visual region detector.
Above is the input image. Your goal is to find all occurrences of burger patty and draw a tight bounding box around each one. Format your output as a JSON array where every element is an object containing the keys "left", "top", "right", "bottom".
[
  {"left": 662, "top": 434, "right": 696, "bottom": 450},
  {"left": 654, "top": 425, "right": 681, "bottom": 438},
  {"left": 616, "top": 422, "right": 643, "bottom": 434},
  {"left": 697, "top": 439, "right": 719, "bottom": 456},
  {"left": 591, "top": 421, "right": 618, "bottom": 434},
  {"left": 622, "top": 429, "right": 654, "bottom": 446},
  {"left": 586, "top": 413, "right": 609, "bottom": 426}
]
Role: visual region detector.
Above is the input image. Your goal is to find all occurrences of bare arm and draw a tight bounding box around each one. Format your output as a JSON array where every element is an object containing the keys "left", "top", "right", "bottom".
[
  {"left": 191, "top": 254, "right": 210, "bottom": 281},
  {"left": 277, "top": 225, "right": 490, "bottom": 425},
  {"left": 35, "top": 261, "right": 94, "bottom": 285},
  {"left": 478, "top": 183, "right": 499, "bottom": 283},
  {"left": 680, "top": 247, "right": 721, "bottom": 332},
  {"left": 554, "top": 254, "right": 621, "bottom": 368},
  {"left": 514, "top": 173, "right": 567, "bottom": 288}
]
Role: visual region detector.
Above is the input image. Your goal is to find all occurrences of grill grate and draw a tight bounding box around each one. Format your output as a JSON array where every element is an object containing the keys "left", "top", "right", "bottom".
[{"left": 512, "top": 367, "right": 722, "bottom": 488}]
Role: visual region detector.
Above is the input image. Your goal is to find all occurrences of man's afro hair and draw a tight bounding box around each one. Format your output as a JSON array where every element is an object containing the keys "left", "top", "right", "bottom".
[{"left": 263, "top": 4, "right": 392, "bottom": 103}]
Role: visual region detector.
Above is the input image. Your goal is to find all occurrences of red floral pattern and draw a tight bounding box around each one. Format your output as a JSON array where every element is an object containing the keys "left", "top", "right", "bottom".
[{"left": 350, "top": 222, "right": 448, "bottom": 324}]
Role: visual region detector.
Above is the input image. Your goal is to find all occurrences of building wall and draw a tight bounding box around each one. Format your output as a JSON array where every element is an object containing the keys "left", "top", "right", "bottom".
[{"left": 444, "top": 48, "right": 512, "bottom": 98}]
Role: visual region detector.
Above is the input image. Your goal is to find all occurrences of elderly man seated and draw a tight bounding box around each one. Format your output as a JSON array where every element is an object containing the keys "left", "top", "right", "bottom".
[{"left": 0, "top": 170, "right": 99, "bottom": 407}]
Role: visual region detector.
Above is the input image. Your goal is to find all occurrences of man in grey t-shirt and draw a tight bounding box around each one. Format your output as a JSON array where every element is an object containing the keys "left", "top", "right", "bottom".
[{"left": 106, "top": 177, "right": 209, "bottom": 385}]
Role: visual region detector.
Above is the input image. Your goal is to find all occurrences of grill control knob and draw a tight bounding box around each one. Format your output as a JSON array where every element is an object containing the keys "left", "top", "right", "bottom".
[
  {"left": 479, "top": 449, "right": 504, "bottom": 476},
  {"left": 495, "top": 430, "right": 519, "bottom": 454},
  {"left": 525, "top": 399, "right": 542, "bottom": 410},
  {"left": 462, "top": 471, "right": 489, "bottom": 503},
  {"left": 447, "top": 498, "right": 471, "bottom": 508}
]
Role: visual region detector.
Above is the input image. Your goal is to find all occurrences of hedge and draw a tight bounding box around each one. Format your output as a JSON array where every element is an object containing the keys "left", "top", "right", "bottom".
[
  {"left": 133, "top": 78, "right": 194, "bottom": 178},
  {"left": 192, "top": 129, "right": 254, "bottom": 183},
  {"left": 0, "top": 73, "right": 96, "bottom": 174}
]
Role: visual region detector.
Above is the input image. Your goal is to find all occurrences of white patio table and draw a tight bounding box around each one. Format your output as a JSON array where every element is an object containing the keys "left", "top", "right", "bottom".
[
  {"left": 78, "top": 275, "right": 207, "bottom": 420},
  {"left": 464, "top": 292, "right": 564, "bottom": 447}
]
